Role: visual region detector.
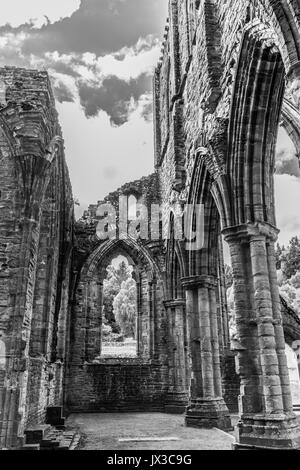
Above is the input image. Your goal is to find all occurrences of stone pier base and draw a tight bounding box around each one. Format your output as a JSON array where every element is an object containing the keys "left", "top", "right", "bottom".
[
  {"left": 233, "top": 413, "right": 300, "bottom": 449},
  {"left": 185, "top": 398, "right": 232, "bottom": 431},
  {"left": 165, "top": 392, "right": 188, "bottom": 414}
]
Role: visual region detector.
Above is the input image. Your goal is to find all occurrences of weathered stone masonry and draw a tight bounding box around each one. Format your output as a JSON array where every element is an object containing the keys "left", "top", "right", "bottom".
[
  {"left": 153, "top": 0, "right": 300, "bottom": 449},
  {"left": 66, "top": 175, "right": 170, "bottom": 414},
  {"left": 0, "top": 68, "right": 73, "bottom": 448},
  {"left": 1, "top": 0, "right": 300, "bottom": 451}
]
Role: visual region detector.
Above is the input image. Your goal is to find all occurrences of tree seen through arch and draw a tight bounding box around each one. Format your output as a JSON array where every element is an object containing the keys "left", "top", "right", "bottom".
[{"left": 101, "top": 256, "right": 138, "bottom": 357}]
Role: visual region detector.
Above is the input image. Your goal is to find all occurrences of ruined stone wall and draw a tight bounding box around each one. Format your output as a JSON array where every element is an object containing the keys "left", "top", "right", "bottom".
[
  {"left": 25, "top": 155, "right": 73, "bottom": 427},
  {"left": 66, "top": 175, "right": 170, "bottom": 413},
  {"left": 0, "top": 68, "right": 73, "bottom": 447},
  {"left": 155, "top": 0, "right": 300, "bottom": 232},
  {"left": 1, "top": 0, "right": 300, "bottom": 451},
  {"left": 67, "top": 361, "right": 167, "bottom": 413},
  {"left": 154, "top": 0, "right": 300, "bottom": 447}
]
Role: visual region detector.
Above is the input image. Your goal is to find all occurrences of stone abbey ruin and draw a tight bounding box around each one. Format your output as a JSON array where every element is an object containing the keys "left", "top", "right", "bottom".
[{"left": 1, "top": 0, "right": 300, "bottom": 450}]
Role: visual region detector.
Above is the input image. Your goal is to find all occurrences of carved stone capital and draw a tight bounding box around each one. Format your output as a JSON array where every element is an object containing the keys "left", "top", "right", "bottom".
[
  {"left": 222, "top": 222, "right": 279, "bottom": 244},
  {"left": 164, "top": 299, "right": 186, "bottom": 309},
  {"left": 181, "top": 275, "right": 217, "bottom": 290}
]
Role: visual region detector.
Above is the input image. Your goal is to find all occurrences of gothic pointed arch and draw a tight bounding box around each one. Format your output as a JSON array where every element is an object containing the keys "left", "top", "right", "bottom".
[
  {"left": 281, "top": 97, "right": 300, "bottom": 155},
  {"left": 70, "top": 236, "right": 164, "bottom": 365},
  {"left": 227, "top": 23, "right": 286, "bottom": 226},
  {"left": 166, "top": 212, "right": 186, "bottom": 300},
  {"left": 222, "top": 19, "right": 300, "bottom": 448},
  {"left": 82, "top": 237, "right": 159, "bottom": 283}
]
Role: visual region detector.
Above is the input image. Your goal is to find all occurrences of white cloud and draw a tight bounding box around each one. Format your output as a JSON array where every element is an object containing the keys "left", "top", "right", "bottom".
[
  {"left": 44, "top": 51, "right": 74, "bottom": 64},
  {"left": 49, "top": 72, "right": 78, "bottom": 100},
  {"left": 0, "top": 0, "right": 80, "bottom": 28},
  {"left": 95, "top": 44, "right": 160, "bottom": 81},
  {"left": 56, "top": 100, "right": 155, "bottom": 212},
  {"left": 40, "top": 38, "right": 161, "bottom": 85},
  {"left": 0, "top": 31, "right": 27, "bottom": 50},
  {"left": 0, "top": 32, "right": 157, "bottom": 125}
]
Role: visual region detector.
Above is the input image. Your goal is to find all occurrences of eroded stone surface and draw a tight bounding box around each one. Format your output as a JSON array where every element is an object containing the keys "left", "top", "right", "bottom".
[{"left": 1, "top": 0, "right": 300, "bottom": 450}]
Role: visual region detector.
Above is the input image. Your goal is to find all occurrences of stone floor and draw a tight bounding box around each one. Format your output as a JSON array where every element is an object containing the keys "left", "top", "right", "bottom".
[{"left": 66, "top": 413, "right": 238, "bottom": 450}]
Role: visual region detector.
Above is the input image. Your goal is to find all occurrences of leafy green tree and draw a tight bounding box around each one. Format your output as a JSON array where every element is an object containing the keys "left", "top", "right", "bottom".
[
  {"left": 103, "top": 260, "right": 132, "bottom": 333},
  {"left": 275, "top": 236, "right": 300, "bottom": 316},
  {"left": 281, "top": 236, "right": 300, "bottom": 279},
  {"left": 101, "top": 321, "right": 124, "bottom": 343},
  {"left": 113, "top": 278, "right": 137, "bottom": 339},
  {"left": 106, "top": 261, "right": 131, "bottom": 287},
  {"left": 290, "top": 271, "right": 300, "bottom": 289}
]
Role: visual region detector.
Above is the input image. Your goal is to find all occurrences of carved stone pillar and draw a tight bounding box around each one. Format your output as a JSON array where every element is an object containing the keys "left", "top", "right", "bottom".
[
  {"left": 182, "top": 275, "right": 232, "bottom": 430},
  {"left": 1, "top": 196, "right": 49, "bottom": 448},
  {"left": 148, "top": 281, "right": 157, "bottom": 359},
  {"left": 97, "top": 281, "right": 103, "bottom": 357},
  {"left": 85, "top": 280, "right": 102, "bottom": 362},
  {"left": 136, "top": 281, "right": 142, "bottom": 357},
  {"left": 164, "top": 299, "right": 189, "bottom": 413},
  {"left": 223, "top": 222, "right": 300, "bottom": 449},
  {"left": 148, "top": 281, "right": 154, "bottom": 358},
  {"left": 217, "top": 235, "right": 240, "bottom": 412}
]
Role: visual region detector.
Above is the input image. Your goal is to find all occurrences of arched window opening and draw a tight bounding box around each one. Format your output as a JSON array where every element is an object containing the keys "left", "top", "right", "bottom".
[
  {"left": 221, "top": 236, "right": 236, "bottom": 342},
  {"left": 168, "top": 213, "right": 182, "bottom": 299},
  {"left": 101, "top": 255, "right": 138, "bottom": 358},
  {"left": 285, "top": 343, "right": 300, "bottom": 406},
  {"left": 173, "top": 255, "right": 182, "bottom": 300},
  {"left": 0, "top": 338, "right": 5, "bottom": 369},
  {"left": 128, "top": 195, "right": 137, "bottom": 221}
]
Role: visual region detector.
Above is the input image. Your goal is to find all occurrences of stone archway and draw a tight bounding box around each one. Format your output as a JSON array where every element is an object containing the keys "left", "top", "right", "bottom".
[
  {"left": 222, "top": 22, "right": 300, "bottom": 449},
  {"left": 180, "top": 155, "right": 232, "bottom": 431},
  {"left": 66, "top": 237, "right": 169, "bottom": 413},
  {"left": 154, "top": 0, "right": 300, "bottom": 450},
  {"left": 2, "top": 0, "right": 300, "bottom": 452},
  {"left": 164, "top": 213, "right": 190, "bottom": 413}
]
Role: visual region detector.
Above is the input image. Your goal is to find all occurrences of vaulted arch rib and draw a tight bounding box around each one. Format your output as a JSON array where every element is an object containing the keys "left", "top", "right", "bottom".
[
  {"left": 281, "top": 97, "right": 300, "bottom": 155},
  {"left": 82, "top": 237, "right": 159, "bottom": 282},
  {"left": 266, "top": 0, "right": 300, "bottom": 65},
  {"left": 186, "top": 157, "right": 221, "bottom": 278},
  {"left": 228, "top": 31, "right": 285, "bottom": 226}
]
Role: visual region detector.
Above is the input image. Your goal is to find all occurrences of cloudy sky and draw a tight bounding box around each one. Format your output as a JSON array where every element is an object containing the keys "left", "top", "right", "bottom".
[{"left": 0, "top": 0, "right": 299, "bottom": 246}]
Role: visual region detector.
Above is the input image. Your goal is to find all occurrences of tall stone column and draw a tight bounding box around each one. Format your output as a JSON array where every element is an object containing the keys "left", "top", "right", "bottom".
[
  {"left": 97, "top": 281, "right": 103, "bottom": 357},
  {"left": 85, "top": 279, "right": 102, "bottom": 362},
  {"left": 164, "top": 299, "right": 189, "bottom": 413},
  {"left": 1, "top": 211, "right": 45, "bottom": 448},
  {"left": 267, "top": 241, "right": 293, "bottom": 413},
  {"left": 136, "top": 281, "right": 142, "bottom": 357},
  {"left": 217, "top": 237, "right": 240, "bottom": 412},
  {"left": 148, "top": 281, "right": 157, "bottom": 359},
  {"left": 148, "top": 281, "right": 154, "bottom": 358},
  {"left": 182, "top": 276, "right": 232, "bottom": 430},
  {"left": 223, "top": 222, "right": 300, "bottom": 449}
]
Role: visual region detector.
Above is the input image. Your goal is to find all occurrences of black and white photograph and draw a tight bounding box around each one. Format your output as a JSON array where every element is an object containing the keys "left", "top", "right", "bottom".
[{"left": 0, "top": 0, "right": 300, "bottom": 457}]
